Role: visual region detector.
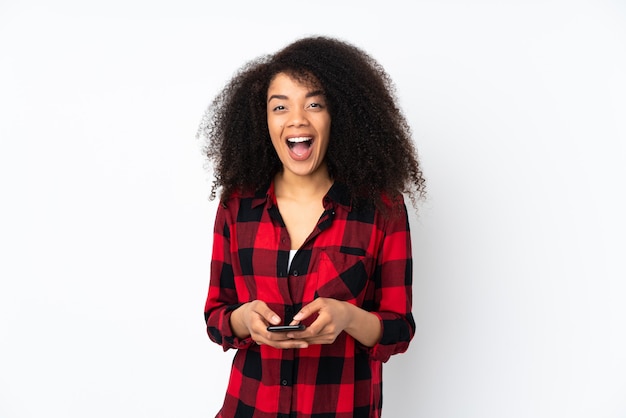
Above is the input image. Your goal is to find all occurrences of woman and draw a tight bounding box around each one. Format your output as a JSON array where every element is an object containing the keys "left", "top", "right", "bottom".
[{"left": 199, "top": 36, "right": 426, "bottom": 418}]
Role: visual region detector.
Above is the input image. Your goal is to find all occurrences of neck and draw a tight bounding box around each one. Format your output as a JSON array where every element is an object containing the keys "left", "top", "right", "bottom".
[{"left": 274, "top": 166, "right": 332, "bottom": 201}]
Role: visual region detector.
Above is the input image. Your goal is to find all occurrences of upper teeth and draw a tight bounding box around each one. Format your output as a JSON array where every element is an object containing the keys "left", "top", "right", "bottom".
[{"left": 288, "top": 137, "right": 311, "bottom": 143}]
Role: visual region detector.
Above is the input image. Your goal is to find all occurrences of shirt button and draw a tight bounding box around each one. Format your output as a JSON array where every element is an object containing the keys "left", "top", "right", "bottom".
[
  {"left": 292, "top": 270, "right": 298, "bottom": 276},
  {"left": 281, "top": 380, "right": 288, "bottom": 386}
]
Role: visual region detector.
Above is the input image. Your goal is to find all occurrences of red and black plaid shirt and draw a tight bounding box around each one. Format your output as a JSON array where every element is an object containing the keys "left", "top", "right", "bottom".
[{"left": 204, "top": 182, "right": 415, "bottom": 418}]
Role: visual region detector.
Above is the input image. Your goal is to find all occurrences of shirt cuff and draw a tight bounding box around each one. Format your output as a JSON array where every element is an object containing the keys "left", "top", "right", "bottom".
[
  {"left": 210, "top": 305, "right": 256, "bottom": 351},
  {"left": 361, "top": 313, "right": 411, "bottom": 363}
]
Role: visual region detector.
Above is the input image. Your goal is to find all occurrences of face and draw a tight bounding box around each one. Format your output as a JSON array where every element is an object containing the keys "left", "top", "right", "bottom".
[{"left": 267, "top": 72, "right": 331, "bottom": 181}]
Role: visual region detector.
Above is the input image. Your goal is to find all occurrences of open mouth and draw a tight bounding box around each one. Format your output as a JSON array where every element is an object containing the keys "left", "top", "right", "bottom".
[{"left": 287, "top": 137, "right": 313, "bottom": 157}]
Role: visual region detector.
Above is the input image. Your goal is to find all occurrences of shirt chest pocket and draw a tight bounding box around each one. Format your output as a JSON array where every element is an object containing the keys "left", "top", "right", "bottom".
[{"left": 315, "top": 248, "right": 374, "bottom": 303}]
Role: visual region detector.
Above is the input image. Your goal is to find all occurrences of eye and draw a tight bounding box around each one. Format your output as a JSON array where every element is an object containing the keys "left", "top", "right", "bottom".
[
  {"left": 272, "top": 105, "right": 286, "bottom": 111},
  {"left": 307, "top": 102, "right": 325, "bottom": 110}
]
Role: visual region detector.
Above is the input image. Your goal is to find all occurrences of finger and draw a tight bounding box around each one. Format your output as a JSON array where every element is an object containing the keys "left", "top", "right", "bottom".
[
  {"left": 299, "top": 325, "right": 339, "bottom": 344},
  {"left": 285, "top": 321, "right": 325, "bottom": 341},
  {"left": 275, "top": 339, "right": 309, "bottom": 350},
  {"left": 251, "top": 301, "right": 281, "bottom": 325},
  {"left": 257, "top": 334, "right": 309, "bottom": 349},
  {"left": 292, "top": 298, "right": 325, "bottom": 322}
]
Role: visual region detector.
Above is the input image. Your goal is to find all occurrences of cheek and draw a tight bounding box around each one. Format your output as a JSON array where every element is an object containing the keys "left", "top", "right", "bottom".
[
  {"left": 267, "top": 123, "right": 281, "bottom": 138},
  {"left": 267, "top": 117, "right": 283, "bottom": 132}
]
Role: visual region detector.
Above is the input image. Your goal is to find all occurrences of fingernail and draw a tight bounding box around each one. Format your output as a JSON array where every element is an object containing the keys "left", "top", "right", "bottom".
[
  {"left": 271, "top": 315, "right": 280, "bottom": 324},
  {"left": 293, "top": 313, "right": 302, "bottom": 320}
]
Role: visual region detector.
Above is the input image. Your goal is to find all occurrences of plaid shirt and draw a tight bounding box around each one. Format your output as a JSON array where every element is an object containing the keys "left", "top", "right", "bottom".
[{"left": 204, "top": 182, "right": 415, "bottom": 418}]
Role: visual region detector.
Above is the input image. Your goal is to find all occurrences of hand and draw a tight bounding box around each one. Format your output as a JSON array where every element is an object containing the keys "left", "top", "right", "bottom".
[
  {"left": 287, "top": 298, "right": 382, "bottom": 347},
  {"left": 286, "top": 297, "right": 351, "bottom": 345},
  {"left": 232, "top": 300, "right": 310, "bottom": 349}
]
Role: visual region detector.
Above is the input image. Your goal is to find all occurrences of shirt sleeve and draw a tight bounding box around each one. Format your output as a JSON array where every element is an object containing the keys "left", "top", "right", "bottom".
[
  {"left": 204, "top": 202, "right": 255, "bottom": 351},
  {"left": 365, "top": 201, "right": 416, "bottom": 362}
]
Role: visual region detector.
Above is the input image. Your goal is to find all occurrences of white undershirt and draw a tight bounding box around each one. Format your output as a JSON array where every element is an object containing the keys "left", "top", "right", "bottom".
[{"left": 288, "top": 250, "right": 297, "bottom": 270}]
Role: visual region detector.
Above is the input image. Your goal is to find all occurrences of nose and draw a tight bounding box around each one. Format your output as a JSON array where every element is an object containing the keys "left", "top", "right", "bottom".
[{"left": 287, "top": 107, "right": 309, "bottom": 127}]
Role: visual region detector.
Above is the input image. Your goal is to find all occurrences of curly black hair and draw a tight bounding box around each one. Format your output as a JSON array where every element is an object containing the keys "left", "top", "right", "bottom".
[{"left": 198, "top": 36, "right": 426, "bottom": 211}]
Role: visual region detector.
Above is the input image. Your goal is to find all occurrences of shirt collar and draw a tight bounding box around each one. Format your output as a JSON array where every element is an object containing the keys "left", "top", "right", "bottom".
[
  {"left": 324, "top": 182, "right": 352, "bottom": 211},
  {"left": 251, "top": 181, "right": 353, "bottom": 212}
]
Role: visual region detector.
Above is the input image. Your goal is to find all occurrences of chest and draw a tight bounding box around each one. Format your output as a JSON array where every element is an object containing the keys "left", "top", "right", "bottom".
[
  {"left": 230, "top": 206, "right": 381, "bottom": 306},
  {"left": 276, "top": 198, "right": 325, "bottom": 250}
]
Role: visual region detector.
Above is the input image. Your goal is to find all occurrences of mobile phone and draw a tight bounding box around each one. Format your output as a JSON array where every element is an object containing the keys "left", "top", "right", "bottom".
[{"left": 266, "top": 324, "right": 306, "bottom": 332}]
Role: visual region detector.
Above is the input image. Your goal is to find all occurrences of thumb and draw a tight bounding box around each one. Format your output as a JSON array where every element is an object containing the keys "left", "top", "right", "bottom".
[
  {"left": 267, "top": 312, "right": 281, "bottom": 325},
  {"left": 292, "top": 298, "right": 322, "bottom": 322},
  {"left": 249, "top": 300, "right": 281, "bottom": 325},
  {"left": 260, "top": 305, "right": 282, "bottom": 325}
]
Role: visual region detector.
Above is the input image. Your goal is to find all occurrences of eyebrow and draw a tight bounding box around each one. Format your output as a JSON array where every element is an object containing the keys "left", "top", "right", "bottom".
[{"left": 267, "top": 90, "right": 325, "bottom": 103}]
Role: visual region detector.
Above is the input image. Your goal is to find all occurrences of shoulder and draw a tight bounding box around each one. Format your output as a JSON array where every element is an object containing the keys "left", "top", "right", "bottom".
[
  {"left": 218, "top": 187, "right": 262, "bottom": 207},
  {"left": 216, "top": 186, "right": 270, "bottom": 224},
  {"left": 373, "top": 192, "right": 408, "bottom": 219},
  {"left": 374, "top": 192, "right": 409, "bottom": 231},
  {"left": 380, "top": 191, "right": 406, "bottom": 210}
]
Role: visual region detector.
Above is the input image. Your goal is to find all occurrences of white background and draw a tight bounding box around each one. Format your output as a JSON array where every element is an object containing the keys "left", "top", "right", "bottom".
[{"left": 1, "top": 1, "right": 625, "bottom": 417}]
